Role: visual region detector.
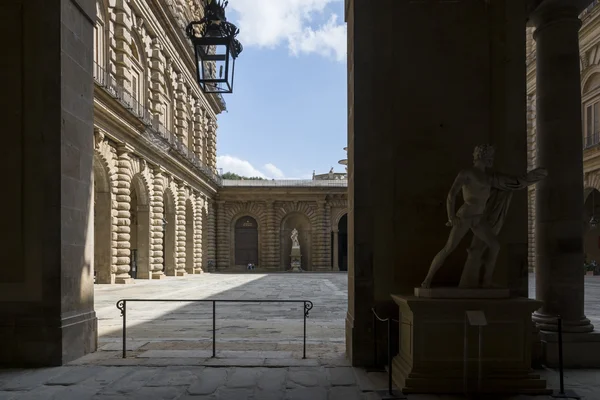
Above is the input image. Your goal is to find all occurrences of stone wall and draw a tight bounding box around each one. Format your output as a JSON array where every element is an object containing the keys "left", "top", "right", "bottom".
[{"left": 215, "top": 190, "right": 348, "bottom": 271}]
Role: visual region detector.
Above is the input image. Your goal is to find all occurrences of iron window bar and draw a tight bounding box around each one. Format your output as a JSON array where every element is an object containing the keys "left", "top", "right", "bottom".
[{"left": 116, "top": 299, "right": 314, "bottom": 359}]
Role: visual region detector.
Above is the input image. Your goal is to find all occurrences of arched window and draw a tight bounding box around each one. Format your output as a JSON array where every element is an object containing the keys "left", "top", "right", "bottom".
[
  {"left": 130, "top": 40, "right": 144, "bottom": 106},
  {"left": 94, "top": 1, "right": 106, "bottom": 68}
]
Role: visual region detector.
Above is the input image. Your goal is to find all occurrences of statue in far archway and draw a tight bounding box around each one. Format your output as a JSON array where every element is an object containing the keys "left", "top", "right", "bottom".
[
  {"left": 291, "top": 228, "right": 300, "bottom": 248},
  {"left": 421, "top": 144, "right": 548, "bottom": 289}
]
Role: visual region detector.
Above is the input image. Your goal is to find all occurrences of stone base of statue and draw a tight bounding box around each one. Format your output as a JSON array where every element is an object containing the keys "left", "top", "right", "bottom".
[
  {"left": 391, "top": 294, "right": 549, "bottom": 394},
  {"left": 414, "top": 287, "right": 510, "bottom": 299},
  {"left": 290, "top": 246, "right": 302, "bottom": 272}
]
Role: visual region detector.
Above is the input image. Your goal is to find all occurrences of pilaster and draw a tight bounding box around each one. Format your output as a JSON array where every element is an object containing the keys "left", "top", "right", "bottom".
[
  {"left": 192, "top": 100, "right": 205, "bottom": 162},
  {"left": 150, "top": 165, "right": 165, "bottom": 279},
  {"left": 175, "top": 182, "right": 188, "bottom": 276},
  {"left": 111, "top": 0, "right": 134, "bottom": 94},
  {"left": 194, "top": 193, "right": 204, "bottom": 273},
  {"left": 265, "top": 200, "right": 278, "bottom": 269},
  {"left": 174, "top": 75, "right": 189, "bottom": 142},
  {"left": 113, "top": 144, "right": 134, "bottom": 284},
  {"left": 206, "top": 198, "right": 217, "bottom": 271},
  {"left": 149, "top": 38, "right": 166, "bottom": 119},
  {"left": 216, "top": 200, "right": 228, "bottom": 269}
]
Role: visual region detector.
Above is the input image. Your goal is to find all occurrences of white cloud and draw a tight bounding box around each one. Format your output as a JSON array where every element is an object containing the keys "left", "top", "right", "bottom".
[
  {"left": 217, "top": 155, "right": 266, "bottom": 178},
  {"left": 263, "top": 163, "right": 285, "bottom": 179},
  {"left": 228, "top": 0, "right": 346, "bottom": 62},
  {"left": 218, "top": 155, "right": 298, "bottom": 179}
]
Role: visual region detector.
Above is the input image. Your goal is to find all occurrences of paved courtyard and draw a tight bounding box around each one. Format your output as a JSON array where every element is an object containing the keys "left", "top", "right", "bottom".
[{"left": 2, "top": 272, "right": 600, "bottom": 399}]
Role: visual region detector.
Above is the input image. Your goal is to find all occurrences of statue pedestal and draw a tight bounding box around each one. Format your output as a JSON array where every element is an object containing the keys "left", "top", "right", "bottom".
[
  {"left": 391, "top": 295, "right": 549, "bottom": 394},
  {"left": 414, "top": 287, "right": 510, "bottom": 299},
  {"left": 290, "top": 246, "right": 302, "bottom": 272}
]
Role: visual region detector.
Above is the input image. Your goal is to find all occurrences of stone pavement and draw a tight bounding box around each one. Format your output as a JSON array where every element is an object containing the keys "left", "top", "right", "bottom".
[
  {"left": 2, "top": 273, "right": 600, "bottom": 399},
  {"left": 93, "top": 273, "right": 347, "bottom": 361},
  {"left": 1, "top": 364, "right": 600, "bottom": 399}
]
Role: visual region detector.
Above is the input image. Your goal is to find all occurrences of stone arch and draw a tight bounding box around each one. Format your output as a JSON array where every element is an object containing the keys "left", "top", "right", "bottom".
[
  {"left": 280, "top": 212, "right": 313, "bottom": 271},
  {"left": 130, "top": 173, "right": 151, "bottom": 279},
  {"left": 232, "top": 215, "right": 260, "bottom": 267},
  {"left": 93, "top": 152, "right": 114, "bottom": 284},
  {"left": 185, "top": 197, "right": 196, "bottom": 274},
  {"left": 332, "top": 208, "right": 349, "bottom": 230},
  {"left": 225, "top": 203, "right": 267, "bottom": 269},
  {"left": 582, "top": 70, "right": 600, "bottom": 95},
  {"left": 162, "top": 186, "right": 177, "bottom": 276}
]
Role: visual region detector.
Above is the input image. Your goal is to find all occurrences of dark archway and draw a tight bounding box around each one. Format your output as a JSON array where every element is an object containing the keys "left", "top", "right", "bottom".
[
  {"left": 281, "top": 213, "right": 312, "bottom": 271},
  {"left": 584, "top": 188, "right": 600, "bottom": 265},
  {"left": 93, "top": 155, "right": 112, "bottom": 284},
  {"left": 234, "top": 216, "right": 259, "bottom": 266},
  {"left": 338, "top": 214, "right": 348, "bottom": 271},
  {"left": 163, "top": 190, "right": 177, "bottom": 276}
]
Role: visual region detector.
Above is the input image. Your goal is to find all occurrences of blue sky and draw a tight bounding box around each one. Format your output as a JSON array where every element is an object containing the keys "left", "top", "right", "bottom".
[{"left": 215, "top": 0, "right": 347, "bottom": 179}]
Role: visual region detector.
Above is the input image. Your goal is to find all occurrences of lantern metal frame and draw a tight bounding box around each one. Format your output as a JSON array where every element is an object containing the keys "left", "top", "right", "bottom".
[{"left": 186, "top": 0, "right": 243, "bottom": 94}]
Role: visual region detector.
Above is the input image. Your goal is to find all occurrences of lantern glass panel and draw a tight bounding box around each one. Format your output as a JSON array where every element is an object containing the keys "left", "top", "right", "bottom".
[{"left": 195, "top": 40, "right": 235, "bottom": 94}]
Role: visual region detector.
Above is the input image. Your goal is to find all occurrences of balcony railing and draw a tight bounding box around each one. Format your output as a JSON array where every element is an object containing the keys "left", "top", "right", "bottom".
[
  {"left": 222, "top": 179, "right": 348, "bottom": 188},
  {"left": 93, "top": 62, "right": 222, "bottom": 186},
  {"left": 585, "top": 133, "right": 600, "bottom": 149}
]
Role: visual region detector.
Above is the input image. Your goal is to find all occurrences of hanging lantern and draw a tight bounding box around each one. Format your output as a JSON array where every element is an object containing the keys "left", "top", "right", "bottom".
[
  {"left": 186, "top": 0, "right": 243, "bottom": 94},
  {"left": 591, "top": 215, "right": 599, "bottom": 229}
]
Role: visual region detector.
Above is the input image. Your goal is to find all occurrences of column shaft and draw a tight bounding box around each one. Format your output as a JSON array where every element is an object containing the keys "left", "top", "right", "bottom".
[
  {"left": 532, "top": 6, "right": 592, "bottom": 333},
  {"left": 333, "top": 230, "right": 340, "bottom": 271}
]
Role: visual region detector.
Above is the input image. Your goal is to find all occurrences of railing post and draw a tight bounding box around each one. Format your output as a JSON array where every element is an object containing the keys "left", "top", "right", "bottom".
[
  {"left": 212, "top": 300, "right": 216, "bottom": 358},
  {"left": 303, "top": 301, "right": 307, "bottom": 359},
  {"left": 387, "top": 318, "right": 393, "bottom": 396},
  {"left": 122, "top": 301, "right": 127, "bottom": 359}
]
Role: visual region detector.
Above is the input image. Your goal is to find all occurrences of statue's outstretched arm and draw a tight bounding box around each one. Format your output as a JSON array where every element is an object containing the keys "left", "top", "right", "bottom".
[{"left": 492, "top": 167, "right": 548, "bottom": 191}]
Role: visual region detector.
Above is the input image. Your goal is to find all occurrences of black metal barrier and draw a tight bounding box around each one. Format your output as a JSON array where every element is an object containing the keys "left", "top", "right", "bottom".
[
  {"left": 116, "top": 299, "right": 314, "bottom": 359},
  {"left": 371, "top": 308, "right": 407, "bottom": 400},
  {"left": 551, "top": 315, "right": 581, "bottom": 399}
]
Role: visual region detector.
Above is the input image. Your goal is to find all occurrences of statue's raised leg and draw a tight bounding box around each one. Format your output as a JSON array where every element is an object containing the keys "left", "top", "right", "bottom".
[
  {"left": 471, "top": 221, "right": 500, "bottom": 288},
  {"left": 421, "top": 221, "right": 470, "bottom": 288}
]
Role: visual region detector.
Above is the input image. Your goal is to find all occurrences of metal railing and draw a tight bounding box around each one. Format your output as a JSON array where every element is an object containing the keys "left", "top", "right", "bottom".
[
  {"left": 116, "top": 299, "right": 314, "bottom": 359},
  {"left": 93, "top": 62, "right": 222, "bottom": 186},
  {"left": 585, "top": 133, "right": 600, "bottom": 149},
  {"left": 222, "top": 179, "right": 348, "bottom": 187},
  {"left": 371, "top": 308, "right": 406, "bottom": 399}
]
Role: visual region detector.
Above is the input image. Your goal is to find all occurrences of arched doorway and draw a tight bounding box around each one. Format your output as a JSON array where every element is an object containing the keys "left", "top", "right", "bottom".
[
  {"left": 234, "top": 216, "right": 259, "bottom": 266},
  {"left": 93, "top": 156, "right": 112, "bottom": 284},
  {"left": 338, "top": 214, "right": 348, "bottom": 271},
  {"left": 281, "top": 213, "right": 311, "bottom": 271},
  {"left": 186, "top": 199, "right": 195, "bottom": 274},
  {"left": 584, "top": 188, "right": 600, "bottom": 267},
  {"left": 130, "top": 175, "right": 150, "bottom": 279},
  {"left": 163, "top": 190, "right": 176, "bottom": 276}
]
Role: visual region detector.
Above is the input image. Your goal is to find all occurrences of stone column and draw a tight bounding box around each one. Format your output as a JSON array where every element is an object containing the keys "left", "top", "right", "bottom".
[
  {"left": 174, "top": 75, "right": 188, "bottom": 143},
  {"left": 149, "top": 38, "right": 166, "bottom": 120},
  {"left": 114, "top": 144, "right": 134, "bottom": 284},
  {"left": 192, "top": 101, "right": 205, "bottom": 161},
  {"left": 531, "top": 5, "right": 593, "bottom": 334},
  {"left": 194, "top": 193, "right": 204, "bottom": 273},
  {"left": 264, "top": 200, "right": 278, "bottom": 269},
  {"left": 175, "top": 182, "right": 187, "bottom": 276},
  {"left": 206, "top": 198, "right": 217, "bottom": 271},
  {"left": 333, "top": 229, "right": 340, "bottom": 271},
  {"left": 325, "top": 202, "right": 332, "bottom": 269},
  {"left": 314, "top": 200, "right": 328, "bottom": 271},
  {"left": 216, "top": 200, "right": 228, "bottom": 269},
  {"left": 150, "top": 166, "right": 165, "bottom": 279}
]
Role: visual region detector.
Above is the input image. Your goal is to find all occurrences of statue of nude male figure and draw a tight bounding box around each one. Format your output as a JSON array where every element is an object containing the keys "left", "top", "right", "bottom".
[{"left": 421, "top": 144, "right": 547, "bottom": 289}]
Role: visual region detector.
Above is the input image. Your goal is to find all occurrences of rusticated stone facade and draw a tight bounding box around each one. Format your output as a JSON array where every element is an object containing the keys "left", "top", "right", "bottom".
[
  {"left": 92, "top": 0, "right": 222, "bottom": 283},
  {"left": 526, "top": 4, "right": 600, "bottom": 269},
  {"left": 91, "top": 0, "right": 349, "bottom": 283},
  {"left": 215, "top": 183, "right": 348, "bottom": 271}
]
